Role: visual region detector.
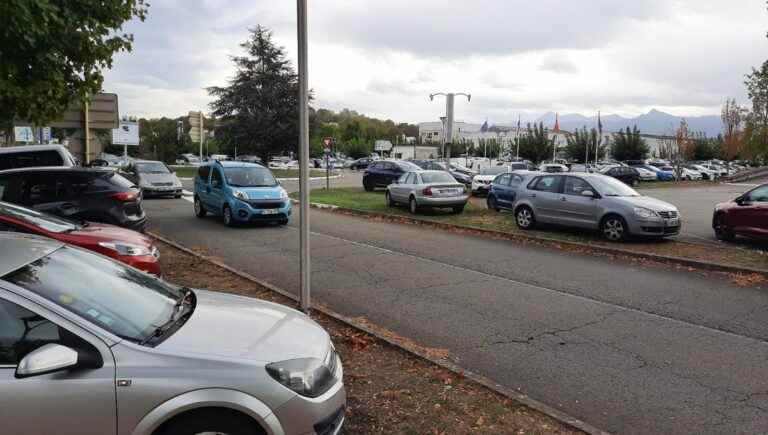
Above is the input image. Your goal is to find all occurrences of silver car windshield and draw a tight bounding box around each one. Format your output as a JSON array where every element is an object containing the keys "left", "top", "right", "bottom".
[
  {"left": 420, "top": 172, "right": 455, "bottom": 184},
  {"left": 590, "top": 176, "right": 641, "bottom": 197},
  {"left": 0, "top": 202, "right": 77, "bottom": 233},
  {"left": 2, "top": 247, "right": 180, "bottom": 343}
]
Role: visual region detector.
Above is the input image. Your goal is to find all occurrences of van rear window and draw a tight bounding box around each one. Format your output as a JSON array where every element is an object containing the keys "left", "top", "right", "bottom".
[{"left": 0, "top": 151, "right": 64, "bottom": 170}]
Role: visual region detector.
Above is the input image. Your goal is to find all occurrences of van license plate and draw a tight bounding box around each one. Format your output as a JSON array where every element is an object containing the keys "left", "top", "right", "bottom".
[{"left": 262, "top": 209, "right": 279, "bottom": 215}]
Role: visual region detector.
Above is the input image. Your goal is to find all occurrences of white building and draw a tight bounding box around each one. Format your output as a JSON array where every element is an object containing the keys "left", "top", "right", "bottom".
[
  {"left": 391, "top": 145, "right": 440, "bottom": 160},
  {"left": 419, "top": 121, "right": 483, "bottom": 144}
]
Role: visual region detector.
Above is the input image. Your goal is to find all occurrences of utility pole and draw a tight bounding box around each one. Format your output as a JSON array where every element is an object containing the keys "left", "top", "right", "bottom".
[
  {"left": 430, "top": 92, "right": 471, "bottom": 164},
  {"left": 297, "top": 0, "right": 311, "bottom": 313}
]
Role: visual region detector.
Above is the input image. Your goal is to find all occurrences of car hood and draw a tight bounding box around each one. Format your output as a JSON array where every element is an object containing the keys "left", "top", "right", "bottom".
[
  {"left": 68, "top": 222, "right": 155, "bottom": 247},
  {"left": 139, "top": 172, "right": 180, "bottom": 185},
  {"left": 158, "top": 290, "right": 330, "bottom": 362},
  {"left": 234, "top": 187, "right": 285, "bottom": 200},
  {"left": 612, "top": 195, "right": 678, "bottom": 212}
]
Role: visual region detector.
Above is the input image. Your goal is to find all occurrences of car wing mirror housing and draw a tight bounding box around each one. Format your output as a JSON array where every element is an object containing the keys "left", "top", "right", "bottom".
[
  {"left": 581, "top": 190, "right": 596, "bottom": 198},
  {"left": 15, "top": 344, "right": 79, "bottom": 379}
]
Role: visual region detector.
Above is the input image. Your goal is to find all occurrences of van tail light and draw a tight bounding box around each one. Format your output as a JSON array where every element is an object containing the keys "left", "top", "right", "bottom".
[
  {"left": 111, "top": 191, "right": 138, "bottom": 202},
  {"left": 422, "top": 187, "right": 433, "bottom": 196}
]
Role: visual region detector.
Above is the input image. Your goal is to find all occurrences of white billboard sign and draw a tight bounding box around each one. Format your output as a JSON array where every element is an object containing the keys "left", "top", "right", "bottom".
[
  {"left": 112, "top": 121, "right": 140, "bottom": 145},
  {"left": 14, "top": 126, "right": 34, "bottom": 143}
]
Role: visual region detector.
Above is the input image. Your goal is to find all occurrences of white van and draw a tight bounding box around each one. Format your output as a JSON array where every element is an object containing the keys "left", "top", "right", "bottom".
[{"left": 0, "top": 145, "right": 78, "bottom": 170}]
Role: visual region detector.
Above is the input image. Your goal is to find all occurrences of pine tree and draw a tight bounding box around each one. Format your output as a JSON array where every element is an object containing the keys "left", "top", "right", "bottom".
[
  {"left": 208, "top": 26, "right": 307, "bottom": 160},
  {"left": 610, "top": 126, "right": 650, "bottom": 161}
]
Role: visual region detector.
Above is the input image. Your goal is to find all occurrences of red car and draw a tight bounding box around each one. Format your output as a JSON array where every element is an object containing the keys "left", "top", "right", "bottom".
[
  {"left": 0, "top": 201, "right": 161, "bottom": 275},
  {"left": 713, "top": 183, "right": 768, "bottom": 242}
]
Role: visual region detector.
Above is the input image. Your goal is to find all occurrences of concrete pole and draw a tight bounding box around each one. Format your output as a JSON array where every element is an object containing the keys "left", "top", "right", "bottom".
[
  {"left": 199, "top": 112, "right": 204, "bottom": 161},
  {"left": 297, "top": 0, "right": 311, "bottom": 313},
  {"left": 445, "top": 93, "right": 454, "bottom": 162},
  {"left": 84, "top": 100, "right": 91, "bottom": 164}
]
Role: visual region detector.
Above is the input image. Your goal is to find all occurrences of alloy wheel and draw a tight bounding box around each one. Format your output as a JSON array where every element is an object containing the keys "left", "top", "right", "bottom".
[
  {"left": 603, "top": 218, "right": 625, "bottom": 241},
  {"left": 516, "top": 208, "right": 532, "bottom": 228}
]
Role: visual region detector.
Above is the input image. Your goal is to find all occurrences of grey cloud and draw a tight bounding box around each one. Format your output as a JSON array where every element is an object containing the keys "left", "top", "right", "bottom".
[
  {"left": 312, "top": 0, "right": 671, "bottom": 57},
  {"left": 539, "top": 56, "right": 578, "bottom": 74}
]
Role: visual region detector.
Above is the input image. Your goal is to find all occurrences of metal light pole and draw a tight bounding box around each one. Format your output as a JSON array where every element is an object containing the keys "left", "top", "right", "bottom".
[
  {"left": 297, "top": 0, "right": 311, "bottom": 313},
  {"left": 430, "top": 92, "right": 471, "bottom": 163}
]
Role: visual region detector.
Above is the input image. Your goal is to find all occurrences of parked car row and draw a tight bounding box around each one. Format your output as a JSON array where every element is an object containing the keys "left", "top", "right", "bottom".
[{"left": 0, "top": 147, "right": 345, "bottom": 434}]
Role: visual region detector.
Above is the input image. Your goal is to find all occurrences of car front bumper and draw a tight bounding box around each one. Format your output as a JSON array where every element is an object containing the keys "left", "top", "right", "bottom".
[
  {"left": 141, "top": 186, "right": 183, "bottom": 196},
  {"left": 272, "top": 366, "right": 346, "bottom": 435},
  {"left": 628, "top": 218, "right": 681, "bottom": 236},
  {"left": 232, "top": 199, "right": 293, "bottom": 222},
  {"left": 471, "top": 182, "right": 491, "bottom": 194}
]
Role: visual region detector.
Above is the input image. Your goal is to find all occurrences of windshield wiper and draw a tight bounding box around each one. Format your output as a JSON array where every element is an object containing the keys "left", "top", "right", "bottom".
[{"left": 140, "top": 287, "right": 194, "bottom": 346}]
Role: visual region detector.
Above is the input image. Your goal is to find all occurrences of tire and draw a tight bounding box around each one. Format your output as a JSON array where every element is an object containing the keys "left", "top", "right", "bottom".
[
  {"left": 385, "top": 191, "right": 395, "bottom": 207},
  {"left": 174, "top": 193, "right": 182, "bottom": 199},
  {"left": 157, "top": 409, "right": 264, "bottom": 435},
  {"left": 278, "top": 218, "right": 289, "bottom": 226},
  {"left": 714, "top": 214, "right": 735, "bottom": 241},
  {"left": 194, "top": 197, "right": 206, "bottom": 218},
  {"left": 223, "top": 205, "right": 236, "bottom": 227},
  {"left": 487, "top": 195, "right": 500, "bottom": 211},
  {"left": 409, "top": 197, "right": 420, "bottom": 214},
  {"left": 452, "top": 206, "right": 465, "bottom": 214},
  {"left": 363, "top": 181, "right": 374, "bottom": 192},
  {"left": 515, "top": 206, "right": 535, "bottom": 230},
  {"left": 601, "top": 215, "right": 629, "bottom": 242}
]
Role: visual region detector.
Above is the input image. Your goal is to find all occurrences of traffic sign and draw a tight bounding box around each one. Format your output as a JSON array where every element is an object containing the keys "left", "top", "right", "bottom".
[{"left": 14, "top": 127, "right": 34, "bottom": 143}]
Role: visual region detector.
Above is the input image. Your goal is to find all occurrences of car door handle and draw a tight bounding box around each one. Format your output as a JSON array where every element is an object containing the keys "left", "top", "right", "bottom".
[{"left": 529, "top": 193, "right": 537, "bottom": 198}]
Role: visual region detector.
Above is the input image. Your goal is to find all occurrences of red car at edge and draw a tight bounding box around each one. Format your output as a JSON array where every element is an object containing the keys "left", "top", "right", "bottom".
[
  {"left": 0, "top": 201, "right": 161, "bottom": 276},
  {"left": 713, "top": 183, "right": 768, "bottom": 242}
]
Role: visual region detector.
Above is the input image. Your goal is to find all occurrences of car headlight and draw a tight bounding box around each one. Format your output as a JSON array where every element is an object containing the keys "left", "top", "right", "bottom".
[
  {"left": 279, "top": 188, "right": 289, "bottom": 200},
  {"left": 139, "top": 180, "right": 151, "bottom": 188},
  {"left": 633, "top": 207, "right": 659, "bottom": 219},
  {"left": 98, "top": 241, "right": 153, "bottom": 256},
  {"left": 232, "top": 189, "right": 249, "bottom": 201},
  {"left": 266, "top": 353, "right": 339, "bottom": 398}
]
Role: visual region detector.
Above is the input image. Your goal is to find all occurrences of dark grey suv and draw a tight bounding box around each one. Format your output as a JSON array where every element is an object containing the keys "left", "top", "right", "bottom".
[{"left": 0, "top": 167, "right": 146, "bottom": 232}]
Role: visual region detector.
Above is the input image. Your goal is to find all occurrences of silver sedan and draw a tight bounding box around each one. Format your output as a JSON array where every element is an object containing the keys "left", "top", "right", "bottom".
[
  {"left": 0, "top": 232, "right": 345, "bottom": 435},
  {"left": 386, "top": 170, "right": 469, "bottom": 214},
  {"left": 510, "top": 173, "right": 681, "bottom": 241}
]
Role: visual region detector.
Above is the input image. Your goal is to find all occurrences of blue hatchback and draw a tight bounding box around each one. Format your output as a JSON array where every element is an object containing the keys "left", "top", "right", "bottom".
[{"left": 193, "top": 161, "right": 292, "bottom": 226}]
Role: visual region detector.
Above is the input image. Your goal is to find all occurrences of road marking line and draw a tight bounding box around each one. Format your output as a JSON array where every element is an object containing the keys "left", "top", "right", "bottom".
[
  {"left": 726, "top": 183, "right": 758, "bottom": 187},
  {"left": 280, "top": 223, "right": 768, "bottom": 346}
]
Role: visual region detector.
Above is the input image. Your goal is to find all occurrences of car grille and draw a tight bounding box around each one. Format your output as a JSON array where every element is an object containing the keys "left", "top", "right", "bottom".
[
  {"left": 152, "top": 182, "right": 174, "bottom": 187},
  {"left": 658, "top": 211, "right": 678, "bottom": 219},
  {"left": 247, "top": 200, "right": 286, "bottom": 209}
]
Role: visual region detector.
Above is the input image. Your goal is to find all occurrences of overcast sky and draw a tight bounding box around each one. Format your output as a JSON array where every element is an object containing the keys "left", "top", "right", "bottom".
[{"left": 103, "top": 0, "right": 768, "bottom": 125}]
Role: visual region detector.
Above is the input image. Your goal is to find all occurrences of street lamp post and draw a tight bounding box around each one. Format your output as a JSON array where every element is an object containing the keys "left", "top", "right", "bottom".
[
  {"left": 430, "top": 92, "right": 471, "bottom": 163},
  {"left": 297, "top": 0, "right": 311, "bottom": 313}
]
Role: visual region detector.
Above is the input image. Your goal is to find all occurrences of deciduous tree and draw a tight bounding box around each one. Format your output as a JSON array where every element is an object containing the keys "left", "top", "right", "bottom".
[
  {"left": 0, "top": 0, "right": 148, "bottom": 135},
  {"left": 610, "top": 126, "right": 649, "bottom": 161}
]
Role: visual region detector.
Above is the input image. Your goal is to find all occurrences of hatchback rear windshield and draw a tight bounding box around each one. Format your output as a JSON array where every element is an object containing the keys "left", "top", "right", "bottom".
[
  {"left": 420, "top": 172, "right": 455, "bottom": 184},
  {"left": 0, "top": 150, "right": 64, "bottom": 170},
  {"left": 0, "top": 202, "right": 77, "bottom": 233},
  {"left": 224, "top": 167, "right": 277, "bottom": 187},
  {"left": 136, "top": 162, "right": 170, "bottom": 174}
]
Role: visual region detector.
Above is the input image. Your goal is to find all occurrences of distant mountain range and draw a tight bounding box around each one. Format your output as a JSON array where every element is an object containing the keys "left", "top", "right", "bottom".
[{"left": 500, "top": 109, "right": 723, "bottom": 137}]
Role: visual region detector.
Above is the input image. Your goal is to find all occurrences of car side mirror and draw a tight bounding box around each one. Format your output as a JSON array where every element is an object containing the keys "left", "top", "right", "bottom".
[
  {"left": 581, "top": 190, "right": 596, "bottom": 198},
  {"left": 15, "top": 344, "right": 78, "bottom": 379}
]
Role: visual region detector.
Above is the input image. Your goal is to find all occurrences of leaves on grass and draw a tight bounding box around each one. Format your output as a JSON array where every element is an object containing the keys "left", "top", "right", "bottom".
[{"left": 729, "top": 272, "right": 768, "bottom": 287}]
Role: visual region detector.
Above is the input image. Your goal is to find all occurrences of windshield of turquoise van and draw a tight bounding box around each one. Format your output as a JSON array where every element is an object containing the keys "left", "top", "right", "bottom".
[{"left": 224, "top": 167, "right": 277, "bottom": 187}]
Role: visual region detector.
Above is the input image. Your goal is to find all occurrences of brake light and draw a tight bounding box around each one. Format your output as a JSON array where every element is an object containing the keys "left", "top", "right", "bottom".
[
  {"left": 111, "top": 191, "right": 138, "bottom": 202},
  {"left": 422, "top": 187, "right": 433, "bottom": 196}
]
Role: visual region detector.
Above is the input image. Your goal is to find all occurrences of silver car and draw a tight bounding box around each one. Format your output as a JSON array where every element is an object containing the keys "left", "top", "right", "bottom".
[
  {"left": 121, "top": 160, "right": 184, "bottom": 198},
  {"left": 511, "top": 173, "right": 681, "bottom": 241},
  {"left": 0, "top": 233, "right": 345, "bottom": 435},
  {"left": 386, "top": 170, "right": 469, "bottom": 214}
]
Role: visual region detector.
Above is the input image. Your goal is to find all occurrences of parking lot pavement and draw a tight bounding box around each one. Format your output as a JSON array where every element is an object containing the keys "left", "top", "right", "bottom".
[
  {"left": 145, "top": 197, "right": 768, "bottom": 435},
  {"left": 639, "top": 183, "right": 757, "bottom": 246}
]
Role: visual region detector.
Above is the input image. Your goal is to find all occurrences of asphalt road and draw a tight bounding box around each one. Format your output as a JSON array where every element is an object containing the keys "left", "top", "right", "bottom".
[{"left": 145, "top": 193, "right": 768, "bottom": 435}]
